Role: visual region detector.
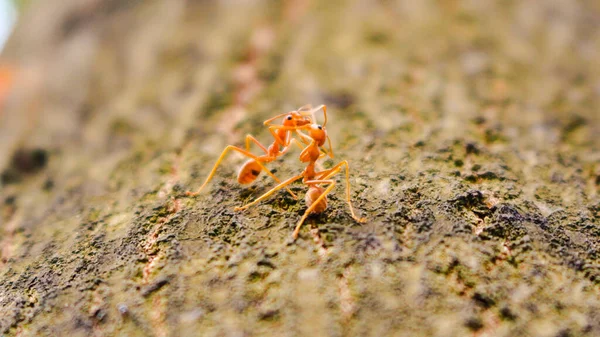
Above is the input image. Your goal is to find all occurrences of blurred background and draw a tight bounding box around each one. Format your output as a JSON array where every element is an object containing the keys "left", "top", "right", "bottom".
[
  {"left": 1, "top": 1, "right": 600, "bottom": 336},
  {"left": 0, "top": 0, "right": 18, "bottom": 50}
]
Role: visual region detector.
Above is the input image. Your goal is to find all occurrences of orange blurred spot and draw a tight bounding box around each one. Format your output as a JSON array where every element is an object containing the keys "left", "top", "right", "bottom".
[{"left": 0, "top": 64, "right": 15, "bottom": 109}]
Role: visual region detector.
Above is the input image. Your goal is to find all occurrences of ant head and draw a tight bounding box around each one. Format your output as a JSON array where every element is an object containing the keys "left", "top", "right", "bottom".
[
  {"left": 307, "top": 123, "right": 334, "bottom": 158},
  {"left": 308, "top": 124, "right": 327, "bottom": 146},
  {"left": 283, "top": 111, "right": 312, "bottom": 127}
]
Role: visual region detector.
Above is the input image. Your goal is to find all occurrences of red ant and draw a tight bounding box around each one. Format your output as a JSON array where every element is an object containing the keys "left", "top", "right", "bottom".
[
  {"left": 234, "top": 109, "right": 365, "bottom": 239},
  {"left": 185, "top": 105, "right": 320, "bottom": 198}
]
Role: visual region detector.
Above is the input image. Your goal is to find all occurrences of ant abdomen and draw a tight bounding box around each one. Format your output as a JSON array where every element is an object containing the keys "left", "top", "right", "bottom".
[
  {"left": 305, "top": 186, "right": 327, "bottom": 214},
  {"left": 237, "top": 159, "right": 262, "bottom": 184}
]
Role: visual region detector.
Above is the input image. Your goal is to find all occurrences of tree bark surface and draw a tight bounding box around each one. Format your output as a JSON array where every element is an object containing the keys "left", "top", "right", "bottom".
[{"left": 1, "top": 1, "right": 600, "bottom": 336}]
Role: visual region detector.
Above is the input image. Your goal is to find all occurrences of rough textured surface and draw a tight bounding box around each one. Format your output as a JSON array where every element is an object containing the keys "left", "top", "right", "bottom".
[{"left": 1, "top": 0, "right": 600, "bottom": 336}]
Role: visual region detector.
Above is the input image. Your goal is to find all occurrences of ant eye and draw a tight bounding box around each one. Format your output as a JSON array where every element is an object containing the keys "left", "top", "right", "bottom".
[
  {"left": 318, "top": 125, "right": 323, "bottom": 130},
  {"left": 286, "top": 116, "right": 292, "bottom": 120}
]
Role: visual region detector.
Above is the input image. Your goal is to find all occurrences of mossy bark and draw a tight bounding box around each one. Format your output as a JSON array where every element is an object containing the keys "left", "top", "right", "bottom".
[{"left": 1, "top": 0, "right": 600, "bottom": 336}]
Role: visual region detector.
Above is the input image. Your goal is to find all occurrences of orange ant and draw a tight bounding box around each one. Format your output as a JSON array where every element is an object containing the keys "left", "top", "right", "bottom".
[
  {"left": 185, "top": 105, "right": 322, "bottom": 198},
  {"left": 234, "top": 112, "right": 365, "bottom": 239}
]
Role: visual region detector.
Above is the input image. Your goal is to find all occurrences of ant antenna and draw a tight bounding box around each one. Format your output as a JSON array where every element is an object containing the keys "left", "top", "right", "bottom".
[
  {"left": 326, "top": 134, "right": 334, "bottom": 158},
  {"left": 320, "top": 105, "right": 328, "bottom": 127},
  {"left": 263, "top": 111, "right": 293, "bottom": 126},
  {"left": 297, "top": 104, "right": 313, "bottom": 112},
  {"left": 309, "top": 105, "right": 327, "bottom": 127}
]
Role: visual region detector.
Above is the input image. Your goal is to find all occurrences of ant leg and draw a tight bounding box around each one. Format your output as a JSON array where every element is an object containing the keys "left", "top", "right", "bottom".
[
  {"left": 249, "top": 158, "right": 298, "bottom": 200},
  {"left": 295, "top": 129, "right": 312, "bottom": 145},
  {"left": 244, "top": 134, "right": 299, "bottom": 199},
  {"left": 234, "top": 173, "right": 304, "bottom": 211},
  {"left": 185, "top": 145, "right": 296, "bottom": 198},
  {"left": 186, "top": 146, "right": 261, "bottom": 196},
  {"left": 267, "top": 125, "right": 313, "bottom": 149},
  {"left": 297, "top": 139, "right": 319, "bottom": 161},
  {"left": 292, "top": 125, "right": 332, "bottom": 158},
  {"left": 245, "top": 134, "right": 268, "bottom": 153},
  {"left": 243, "top": 134, "right": 294, "bottom": 193},
  {"left": 292, "top": 179, "right": 336, "bottom": 240},
  {"left": 280, "top": 138, "right": 306, "bottom": 156},
  {"left": 317, "top": 160, "right": 365, "bottom": 223},
  {"left": 268, "top": 126, "right": 289, "bottom": 148}
]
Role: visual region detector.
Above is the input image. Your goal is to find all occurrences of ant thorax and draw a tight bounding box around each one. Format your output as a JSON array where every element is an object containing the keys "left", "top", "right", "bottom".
[{"left": 300, "top": 143, "right": 320, "bottom": 163}]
